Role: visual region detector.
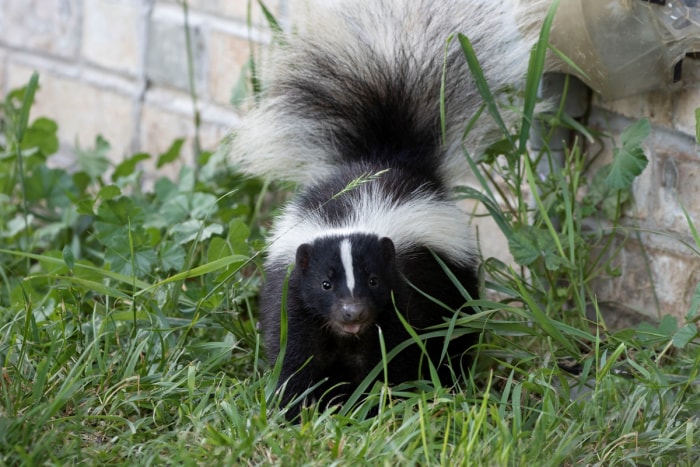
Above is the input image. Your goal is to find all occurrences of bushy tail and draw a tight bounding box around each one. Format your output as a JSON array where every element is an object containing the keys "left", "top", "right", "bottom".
[{"left": 227, "top": 0, "right": 549, "bottom": 187}]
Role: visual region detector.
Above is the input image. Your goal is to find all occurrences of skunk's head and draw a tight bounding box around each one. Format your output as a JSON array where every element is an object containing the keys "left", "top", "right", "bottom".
[{"left": 295, "top": 234, "right": 397, "bottom": 337}]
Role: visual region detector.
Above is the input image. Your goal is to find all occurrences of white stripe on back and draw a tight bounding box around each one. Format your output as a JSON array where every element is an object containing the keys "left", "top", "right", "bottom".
[{"left": 339, "top": 239, "right": 355, "bottom": 295}]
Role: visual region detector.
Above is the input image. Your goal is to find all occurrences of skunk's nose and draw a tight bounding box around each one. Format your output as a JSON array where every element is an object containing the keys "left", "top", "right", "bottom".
[{"left": 341, "top": 302, "right": 367, "bottom": 323}]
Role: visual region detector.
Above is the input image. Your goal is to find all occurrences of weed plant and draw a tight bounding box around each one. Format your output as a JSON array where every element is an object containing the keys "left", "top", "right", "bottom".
[{"left": 0, "top": 3, "right": 699, "bottom": 465}]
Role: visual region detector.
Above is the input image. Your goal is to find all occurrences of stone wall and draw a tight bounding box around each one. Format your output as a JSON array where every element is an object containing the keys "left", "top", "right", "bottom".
[
  {"left": 0, "top": 0, "right": 280, "bottom": 176},
  {"left": 587, "top": 71, "right": 700, "bottom": 321},
  {"left": 1, "top": 0, "right": 698, "bottom": 320}
]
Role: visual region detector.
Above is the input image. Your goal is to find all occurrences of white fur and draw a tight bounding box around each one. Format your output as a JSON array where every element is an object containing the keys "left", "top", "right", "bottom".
[
  {"left": 231, "top": 0, "right": 550, "bottom": 270},
  {"left": 226, "top": 0, "right": 550, "bottom": 187},
  {"left": 266, "top": 184, "right": 476, "bottom": 267},
  {"left": 339, "top": 239, "right": 355, "bottom": 295}
]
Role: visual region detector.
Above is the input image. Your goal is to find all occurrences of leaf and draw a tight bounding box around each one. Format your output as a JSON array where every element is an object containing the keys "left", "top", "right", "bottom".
[
  {"left": 159, "top": 240, "right": 186, "bottom": 272},
  {"left": 157, "top": 138, "right": 185, "bottom": 168},
  {"left": 605, "top": 118, "right": 651, "bottom": 189},
  {"left": 258, "top": 0, "right": 283, "bottom": 35},
  {"left": 230, "top": 57, "right": 253, "bottom": 108},
  {"left": 76, "top": 135, "right": 111, "bottom": 179},
  {"left": 508, "top": 225, "right": 568, "bottom": 271},
  {"left": 72, "top": 172, "right": 91, "bottom": 194},
  {"left": 586, "top": 164, "right": 630, "bottom": 220},
  {"left": 695, "top": 107, "right": 700, "bottom": 144},
  {"left": 480, "top": 137, "right": 516, "bottom": 165},
  {"left": 113, "top": 152, "right": 150, "bottom": 180},
  {"left": 160, "top": 192, "right": 218, "bottom": 224},
  {"left": 155, "top": 194, "right": 190, "bottom": 227},
  {"left": 16, "top": 72, "right": 40, "bottom": 142},
  {"left": 38, "top": 250, "right": 69, "bottom": 275},
  {"left": 154, "top": 177, "right": 179, "bottom": 203},
  {"left": 188, "top": 193, "right": 219, "bottom": 220},
  {"left": 509, "top": 273, "right": 580, "bottom": 355},
  {"left": 35, "top": 222, "right": 68, "bottom": 245},
  {"left": 227, "top": 218, "right": 250, "bottom": 255},
  {"left": 508, "top": 228, "right": 541, "bottom": 266},
  {"left": 454, "top": 186, "right": 512, "bottom": 240},
  {"left": 207, "top": 237, "right": 231, "bottom": 263},
  {"left": 1, "top": 247, "right": 151, "bottom": 290},
  {"left": 457, "top": 34, "right": 513, "bottom": 148},
  {"left": 170, "top": 220, "right": 223, "bottom": 245},
  {"left": 672, "top": 323, "right": 698, "bottom": 349},
  {"left": 519, "top": 0, "right": 558, "bottom": 154},
  {"left": 62, "top": 245, "right": 75, "bottom": 270},
  {"left": 20, "top": 117, "right": 59, "bottom": 156},
  {"left": 687, "top": 283, "right": 700, "bottom": 321},
  {"left": 105, "top": 237, "right": 157, "bottom": 277},
  {"left": 95, "top": 197, "right": 146, "bottom": 247},
  {"left": 620, "top": 116, "right": 651, "bottom": 148},
  {"left": 25, "top": 166, "right": 75, "bottom": 208},
  {"left": 53, "top": 275, "right": 131, "bottom": 300},
  {"left": 206, "top": 219, "right": 250, "bottom": 263},
  {"left": 658, "top": 314, "right": 678, "bottom": 337},
  {"left": 141, "top": 253, "right": 250, "bottom": 292},
  {"left": 637, "top": 314, "right": 678, "bottom": 345},
  {"left": 98, "top": 185, "right": 121, "bottom": 201},
  {"left": 681, "top": 203, "right": 700, "bottom": 252},
  {"left": 2, "top": 214, "right": 34, "bottom": 238}
]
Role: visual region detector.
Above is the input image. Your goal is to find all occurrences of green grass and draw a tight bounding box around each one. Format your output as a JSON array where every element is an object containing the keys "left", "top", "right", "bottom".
[
  {"left": 1, "top": 295, "right": 698, "bottom": 464},
  {"left": 1, "top": 9, "right": 700, "bottom": 465}
]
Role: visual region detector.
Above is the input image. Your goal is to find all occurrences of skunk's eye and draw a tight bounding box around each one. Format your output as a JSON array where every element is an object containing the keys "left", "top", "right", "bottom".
[
  {"left": 368, "top": 276, "right": 379, "bottom": 287},
  {"left": 322, "top": 280, "right": 332, "bottom": 290}
]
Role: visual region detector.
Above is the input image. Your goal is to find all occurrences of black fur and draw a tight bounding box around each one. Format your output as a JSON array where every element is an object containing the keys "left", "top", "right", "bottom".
[
  {"left": 261, "top": 238, "right": 478, "bottom": 419},
  {"left": 234, "top": 0, "right": 543, "bottom": 420},
  {"left": 260, "top": 165, "right": 479, "bottom": 419}
]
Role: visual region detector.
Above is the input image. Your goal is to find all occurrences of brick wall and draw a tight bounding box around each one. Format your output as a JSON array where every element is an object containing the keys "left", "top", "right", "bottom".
[
  {"left": 1, "top": 1, "right": 698, "bottom": 320},
  {"left": 0, "top": 0, "right": 283, "bottom": 177},
  {"left": 586, "top": 68, "right": 700, "bottom": 320}
]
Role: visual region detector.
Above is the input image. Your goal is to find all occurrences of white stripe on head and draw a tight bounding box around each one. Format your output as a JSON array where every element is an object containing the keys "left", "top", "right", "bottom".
[{"left": 339, "top": 239, "right": 355, "bottom": 295}]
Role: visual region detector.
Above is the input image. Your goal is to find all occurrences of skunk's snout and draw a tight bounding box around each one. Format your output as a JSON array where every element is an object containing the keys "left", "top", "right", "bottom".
[
  {"left": 341, "top": 302, "right": 367, "bottom": 323},
  {"left": 331, "top": 301, "right": 373, "bottom": 336}
]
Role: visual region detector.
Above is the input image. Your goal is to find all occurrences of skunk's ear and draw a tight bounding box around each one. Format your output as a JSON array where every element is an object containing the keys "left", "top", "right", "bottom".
[
  {"left": 295, "top": 244, "right": 313, "bottom": 273},
  {"left": 379, "top": 237, "right": 396, "bottom": 263}
]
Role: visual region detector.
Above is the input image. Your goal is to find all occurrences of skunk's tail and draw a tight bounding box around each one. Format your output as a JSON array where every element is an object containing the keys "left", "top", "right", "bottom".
[{"left": 227, "top": 0, "right": 548, "bottom": 188}]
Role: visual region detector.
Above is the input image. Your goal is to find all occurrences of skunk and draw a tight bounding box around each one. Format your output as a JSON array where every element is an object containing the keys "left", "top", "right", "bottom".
[{"left": 228, "top": 0, "right": 547, "bottom": 417}]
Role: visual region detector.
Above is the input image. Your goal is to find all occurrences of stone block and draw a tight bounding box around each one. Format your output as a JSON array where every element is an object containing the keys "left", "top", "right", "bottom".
[
  {"left": 614, "top": 144, "right": 698, "bottom": 246},
  {"left": 674, "top": 159, "right": 700, "bottom": 234},
  {"left": 139, "top": 91, "right": 230, "bottom": 180},
  {"left": 145, "top": 19, "right": 205, "bottom": 93},
  {"left": 679, "top": 56, "right": 700, "bottom": 82},
  {"left": 0, "top": 0, "right": 80, "bottom": 58},
  {"left": 586, "top": 110, "right": 699, "bottom": 230},
  {"left": 139, "top": 103, "right": 191, "bottom": 180},
  {"left": 157, "top": 0, "right": 278, "bottom": 24},
  {"left": 459, "top": 198, "right": 514, "bottom": 268},
  {"left": 593, "top": 238, "right": 657, "bottom": 319},
  {"left": 672, "top": 84, "right": 700, "bottom": 138},
  {"left": 591, "top": 236, "right": 700, "bottom": 321},
  {"left": 657, "top": 155, "right": 682, "bottom": 224},
  {"left": 6, "top": 63, "right": 136, "bottom": 161},
  {"left": 82, "top": 1, "right": 145, "bottom": 75},
  {"left": 651, "top": 250, "right": 700, "bottom": 320},
  {"left": 626, "top": 144, "right": 655, "bottom": 221},
  {"left": 592, "top": 90, "right": 674, "bottom": 130},
  {"left": 208, "top": 30, "right": 250, "bottom": 106},
  {"left": 0, "top": 51, "right": 6, "bottom": 93}
]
